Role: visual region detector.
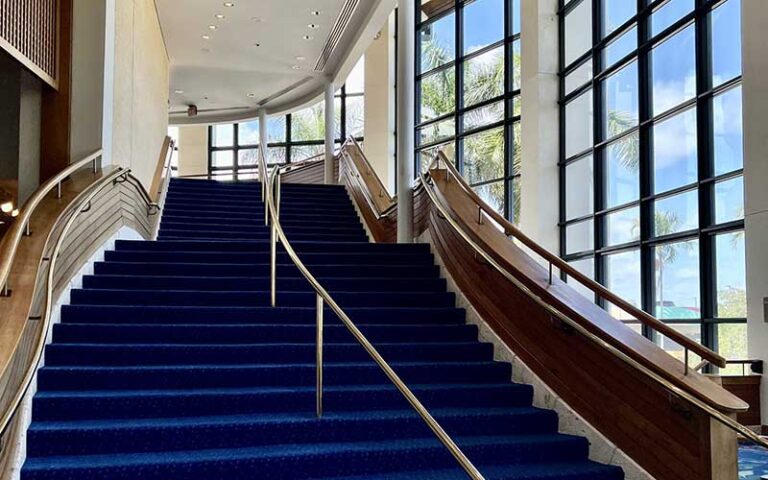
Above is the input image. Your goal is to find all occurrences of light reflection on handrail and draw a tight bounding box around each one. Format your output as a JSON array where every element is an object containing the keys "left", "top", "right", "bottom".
[
  {"left": 258, "top": 148, "right": 486, "bottom": 479},
  {"left": 419, "top": 155, "right": 768, "bottom": 452}
]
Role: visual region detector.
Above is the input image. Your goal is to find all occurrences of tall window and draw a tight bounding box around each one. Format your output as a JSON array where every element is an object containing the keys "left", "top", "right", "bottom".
[
  {"left": 415, "top": 0, "right": 521, "bottom": 222},
  {"left": 208, "top": 58, "right": 365, "bottom": 179},
  {"left": 559, "top": 0, "right": 745, "bottom": 369}
]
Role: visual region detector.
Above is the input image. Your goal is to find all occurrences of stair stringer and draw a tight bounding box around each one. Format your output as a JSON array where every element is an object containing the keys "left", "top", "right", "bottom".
[{"left": 415, "top": 228, "right": 655, "bottom": 480}]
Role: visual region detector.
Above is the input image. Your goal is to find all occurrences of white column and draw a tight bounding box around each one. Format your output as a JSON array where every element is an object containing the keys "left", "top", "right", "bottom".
[
  {"left": 742, "top": 0, "right": 768, "bottom": 423},
  {"left": 396, "top": 0, "right": 415, "bottom": 243},
  {"left": 324, "top": 81, "right": 336, "bottom": 184},
  {"left": 258, "top": 109, "right": 268, "bottom": 161},
  {"left": 519, "top": 0, "right": 560, "bottom": 254}
]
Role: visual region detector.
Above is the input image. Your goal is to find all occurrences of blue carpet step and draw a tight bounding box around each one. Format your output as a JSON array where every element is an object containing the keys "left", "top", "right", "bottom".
[
  {"left": 158, "top": 222, "right": 365, "bottom": 235},
  {"left": 103, "top": 251, "right": 432, "bottom": 266},
  {"left": 44, "top": 342, "right": 494, "bottom": 366},
  {"left": 114, "top": 239, "right": 424, "bottom": 253},
  {"left": 82, "top": 275, "right": 447, "bottom": 293},
  {"left": 163, "top": 201, "right": 357, "bottom": 214},
  {"left": 69, "top": 289, "right": 456, "bottom": 308},
  {"left": 32, "top": 383, "right": 535, "bottom": 421},
  {"left": 37, "top": 361, "right": 512, "bottom": 390},
  {"left": 27, "top": 408, "right": 558, "bottom": 457},
  {"left": 21, "top": 435, "right": 590, "bottom": 480},
  {"left": 60, "top": 305, "right": 466, "bottom": 325},
  {"left": 156, "top": 230, "right": 368, "bottom": 242},
  {"left": 52, "top": 323, "right": 479, "bottom": 344},
  {"left": 158, "top": 215, "right": 365, "bottom": 228},
  {"left": 93, "top": 261, "right": 440, "bottom": 277}
]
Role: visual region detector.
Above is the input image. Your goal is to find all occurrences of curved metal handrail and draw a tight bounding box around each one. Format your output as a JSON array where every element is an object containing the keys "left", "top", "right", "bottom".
[
  {"left": 0, "top": 149, "right": 102, "bottom": 295},
  {"left": 431, "top": 151, "right": 725, "bottom": 370},
  {"left": 258, "top": 149, "right": 485, "bottom": 479},
  {"left": 0, "top": 166, "right": 157, "bottom": 438},
  {"left": 418, "top": 159, "right": 768, "bottom": 451}
]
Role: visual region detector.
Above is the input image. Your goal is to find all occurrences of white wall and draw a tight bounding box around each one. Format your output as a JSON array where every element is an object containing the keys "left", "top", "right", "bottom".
[
  {"left": 107, "top": 0, "right": 169, "bottom": 189},
  {"left": 364, "top": 12, "right": 396, "bottom": 194},
  {"left": 742, "top": 0, "right": 768, "bottom": 423},
  {"left": 70, "top": 0, "right": 106, "bottom": 163},
  {"left": 177, "top": 125, "right": 208, "bottom": 177}
]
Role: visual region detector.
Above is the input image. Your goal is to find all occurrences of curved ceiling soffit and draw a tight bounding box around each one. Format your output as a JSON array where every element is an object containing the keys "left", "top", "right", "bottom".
[{"left": 169, "top": 0, "right": 396, "bottom": 126}]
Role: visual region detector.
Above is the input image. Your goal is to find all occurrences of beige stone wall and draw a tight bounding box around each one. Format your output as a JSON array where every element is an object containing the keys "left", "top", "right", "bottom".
[
  {"left": 177, "top": 125, "right": 209, "bottom": 177},
  {"left": 109, "top": 0, "right": 169, "bottom": 189}
]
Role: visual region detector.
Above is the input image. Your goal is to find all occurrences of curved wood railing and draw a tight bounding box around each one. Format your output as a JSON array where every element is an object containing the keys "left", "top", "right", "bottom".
[{"left": 0, "top": 154, "right": 165, "bottom": 477}]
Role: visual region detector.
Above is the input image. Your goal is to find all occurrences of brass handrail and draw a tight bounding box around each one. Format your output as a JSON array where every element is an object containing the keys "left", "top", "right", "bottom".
[
  {"left": 0, "top": 167, "right": 157, "bottom": 438},
  {"left": 0, "top": 150, "right": 102, "bottom": 296},
  {"left": 339, "top": 137, "right": 396, "bottom": 218},
  {"left": 419, "top": 158, "right": 768, "bottom": 452},
  {"left": 258, "top": 148, "right": 485, "bottom": 479},
  {"left": 432, "top": 151, "right": 725, "bottom": 370}
]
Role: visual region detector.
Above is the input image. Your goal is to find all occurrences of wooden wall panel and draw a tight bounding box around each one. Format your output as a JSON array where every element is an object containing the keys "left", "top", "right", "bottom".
[{"left": 0, "top": 0, "right": 58, "bottom": 87}]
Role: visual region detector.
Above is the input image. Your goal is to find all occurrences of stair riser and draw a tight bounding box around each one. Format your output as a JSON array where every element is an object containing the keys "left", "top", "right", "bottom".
[
  {"left": 37, "top": 363, "right": 512, "bottom": 391},
  {"left": 157, "top": 231, "right": 368, "bottom": 242},
  {"left": 159, "top": 223, "right": 365, "bottom": 235},
  {"left": 114, "top": 240, "right": 429, "bottom": 254},
  {"left": 27, "top": 411, "right": 558, "bottom": 457},
  {"left": 163, "top": 202, "right": 356, "bottom": 214},
  {"left": 32, "top": 385, "right": 535, "bottom": 421},
  {"left": 68, "top": 290, "right": 456, "bottom": 308},
  {"left": 103, "top": 252, "right": 432, "bottom": 266},
  {"left": 60, "top": 305, "right": 465, "bottom": 326},
  {"left": 159, "top": 216, "right": 364, "bottom": 228},
  {"left": 52, "top": 324, "right": 479, "bottom": 345},
  {"left": 44, "top": 343, "right": 494, "bottom": 366}
]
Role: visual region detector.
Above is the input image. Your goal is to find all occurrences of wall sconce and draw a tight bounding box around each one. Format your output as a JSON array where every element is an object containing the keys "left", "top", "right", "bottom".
[{"left": 0, "top": 188, "right": 15, "bottom": 215}]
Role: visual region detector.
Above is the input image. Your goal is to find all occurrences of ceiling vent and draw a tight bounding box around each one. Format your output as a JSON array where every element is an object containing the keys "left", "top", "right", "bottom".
[{"left": 314, "top": 0, "right": 360, "bottom": 72}]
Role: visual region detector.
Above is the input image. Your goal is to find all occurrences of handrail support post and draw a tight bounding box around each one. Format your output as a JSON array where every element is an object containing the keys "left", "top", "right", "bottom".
[
  {"left": 477, "top": 206, "right": 483, "bottom": 225},
  {"left": 316, "top": 293, "right": 324, "bottom": 418},
  {"left": 548, "top": 262, "right": 553, "bottom": 285},
  {"left": 24, "top": 222, "right": 31, "bottom": 237},
  {"left": 56, "top": 182, "right": 61, "bottom": 199},
  {"left": 684, "top": 348, "right": 689, "bottom": 375}
]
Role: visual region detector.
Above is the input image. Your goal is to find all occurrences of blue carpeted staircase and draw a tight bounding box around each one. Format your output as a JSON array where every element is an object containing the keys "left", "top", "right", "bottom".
[{"left": 21, "top": 178, "right": 624, "bottom": 479}]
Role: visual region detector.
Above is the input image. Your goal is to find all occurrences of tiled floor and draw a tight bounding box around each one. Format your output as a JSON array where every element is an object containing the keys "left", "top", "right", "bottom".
[{"left": 740, "top": 445, "right": 768, "bottom": 479}]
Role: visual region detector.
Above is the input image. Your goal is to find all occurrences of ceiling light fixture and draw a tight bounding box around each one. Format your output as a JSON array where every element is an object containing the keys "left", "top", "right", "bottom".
[
  {"left": 202, "top": 34, "right": 210, "bottom": 40},
  {"left": 174, "top": 89, "right": 184, "bottom": 94},
  {"left": 308, "top": 24, "right": 319, "bottom": 29},
  {"left": 247, "top": 93, "right": 256, "bottom": 98},
  {"left": 303, "top": 35, "right": 313, "bottom": 40},
  {"left": 292, "top": 65, "right": 302, "bottom": 70},
  {"left": 310, "top": 10, "right": 320, "bottom": 16},
  {"left": 251, "top": 17, "right": 263, "bottom": 22},
  {"left": 1, "top": 201, "right": 12, "bottom": 214},
  {"left": 254, "top": 43, "right": 261, "bottom": 47},
  {"left": 295, "top": 56, "right": 306, "bottom": 61},
  {"left": 208, "top": 25, "right": 217, "bottom": 30},
  {"left": 215, "top": 14, "right": 225, "bottom": 19},
  {"left": 223, "top": 2, "right": 235, "bottom": 7}
]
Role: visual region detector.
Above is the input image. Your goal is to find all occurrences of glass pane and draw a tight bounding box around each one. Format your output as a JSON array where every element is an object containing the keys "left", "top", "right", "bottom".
[
  {"left": 267, "top": 146, "right": 287, "bottom": 164},
  {"left": 715, "top": 176, "right": 744, "bottom": 225},
  {"left": 566, "top": 219, "right": 594, "bottom": 255},
  {"left": 511, "top": 39, "right": 521, "bottom": 91},
  {"left": 653, "top": 107, "right": 697, "bottom": 193},
  {"left": 212, "top": 124, "right": 234, "bottom": 147},
  {"left": 418, "top": 141, "right": 455, "bottom": 174},
  {"left": 567, "top": 257, "right": 596, "bottom": 302},
  {"left": 565, "top": 59, "right": 593, "bottom": 95},
  {"left": 464, "top": 46, "right": 505, "bottom": 107},
  {"left": 238, "top": 148, "right": 259, "bottom": 167},
  {"left": 346, "top": 96, "right": 365, "bottom": 138},
  {"left": 603, "top": 0, "right": 635, "bottom": 37},
  {"left": 603, "top": 26, "right": 637, "bottom": 68},
  {"left": 291, "top": 145, "right": 325, "bottom": 163},
  {"left": 461, "top": 127, "right": 505, "bottom": 184},
  {"left": 345, "top": 56, "right": 365, "bottom": 93},
  {"left": 653, "top": 189, "right": 699, "bottom": 237},
  {"left": 508, "top": 176, "right": 521, "bottom": 225},
  {"left": 604, "top": 249, "right": 642, "bottom": 320},
  {"left": 565, "top": 89, "right": 594, "bottom": 158},
  {"left": 716, "top": 324, "right": 748, "bottom": 375},
  {"left": 711, "top": 0, "right": 742, "bottom": 88},
  {"left": 605, "top": 206, "right": 640, "bottom": 246},
  {"left": 291, "top": 103, "right": 325, "bottom": 142},
  {"left": 267, "top": 117, "right": 286, "bottom": 143},
  {"left": 419, "top": 117, "right": 456, "bottom": 145},
  {"left": 603, "top": 60, "right": 639, "bottom": 140},
  {"left": 420, "top": 0, "right": 453, "bottom": 21},
  {"left": 605, "top": 133, "right": 640, "bottom": 208},
  {"left": 463, "top": 101, "right": 504, "bottom": 131},
  {"left": 651, "top": 24, "right": 696, "bottom": 115},
  {"left": 713, "top": 86, "right": 743, "bottom": 176},
  {"left": 510, "top": 121, "right": 521, "bottom": 177},
  {"left": 419, "top": 68, "right": 456, "bottom": 122},
  {"left": 657, "top": 324, "right": 702, "bottom": 364},
  {"left": 473, "top": 181, "right": 504, "bottom": 216},
  {"left": 420, "top": 12, "right": 456, "bottom": 73},
  {"left": 564, "top": 0, "right": 593, "bottom": 67},
  {"left": 511, "top": 0, "right": 521, "bottom": 36},
  {"left": 463, "top": 0, "right": 505, "bottom": 55},
  {"left": 654, "top": 238, "right": 700, "bottom": 319},
  {"left": 565, "top": 155, "right": 594, "bottom": 220},
  {"left": 715, "top": 231, "right": 746, "bottom": 318},
  {"left": 238, "top": 120, "right": 259, "bottom": 145},
  {"left": 651, "top": 0, "right": 694, "bottom": 37},
  {"left": 212, "top": 150, "right": 234, "bottom": 168}
]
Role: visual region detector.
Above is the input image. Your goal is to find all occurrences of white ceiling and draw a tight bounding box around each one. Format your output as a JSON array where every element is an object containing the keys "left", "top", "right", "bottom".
[{"left": 157, "top": 0, "right": 393, "bottom": 125}]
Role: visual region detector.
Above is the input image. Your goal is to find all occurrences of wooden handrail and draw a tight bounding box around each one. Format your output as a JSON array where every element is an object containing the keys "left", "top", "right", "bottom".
[
  {"left": 149, "top": 136, "right": 174, "bottom": 203},
  {"left": 0, "top": 150, "right": 102, "bottom": 295},
  {"left": 340, "top": 138, "right": 395, "bottom": 216},
  {"left": 433, "top": 151, "right": 726, "bottom": 369}
]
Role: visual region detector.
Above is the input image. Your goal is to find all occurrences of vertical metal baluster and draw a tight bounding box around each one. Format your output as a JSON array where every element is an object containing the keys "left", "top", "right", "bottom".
[
  {"left": 56, "top": 182, "right": 61, "bottom": 199},
  {"left": 684, "top": 348, "right": 689, "bottom": 375},
  {"left": 316, "top": 293, "right": 324, "bottom": 418},
  {"left": 24, "top": 222, "right": 30, "bottom": 236},
  {"left": 548, "top": 263, "right": 553, "bottom": 285}
]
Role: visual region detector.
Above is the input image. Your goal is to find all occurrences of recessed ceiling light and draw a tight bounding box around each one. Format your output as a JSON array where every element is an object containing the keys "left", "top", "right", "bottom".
[
  {"left": 308, "top": 24, "right": 319, "bottom": 29},
  {"left": 223, "top": 2, "right": 235, "bottom": 7},
  {"left": 247, "top": 93, "right": 256, "bottom": 98},
  {"left": 208, "top": 25, "right": 217, "bottom": 30},
  {"left": 251, "top": 17, "right": 263, "bottom": 22},
  {"left": 292, "top": 65, "right": 302, "bottom": 70},
  {"left": 174, "top": 89, "right": 184, "bottom": 94},
  {"left": 202, "top": 34, "right": 210, "bottom": 40},
  {"left": 311, "top": 10, "right": 320, "bottom": 16},
  {"left": 295, "top": 56, "right": 306, "bottom": 61},
  {"left": 302, "top": 35, "right": 313, "bottom": 40},
  {"left": 215, "top": 14, "right": 225, "bottom": 19}
]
